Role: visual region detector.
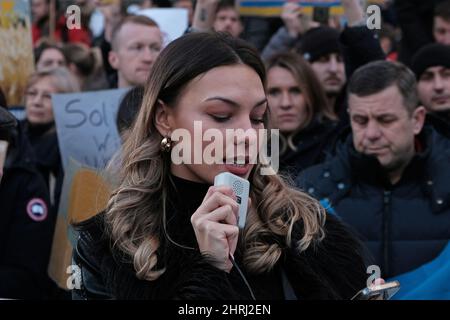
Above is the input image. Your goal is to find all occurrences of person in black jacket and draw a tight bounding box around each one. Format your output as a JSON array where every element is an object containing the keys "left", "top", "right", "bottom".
[
  {"left": 0, "top": 105, "right": 15, "bottom": 181},
  {"left": 72, "top": 32, "right": 372, "bottom": 300},
  {"left": 297, "top": 61, "right": 450, "bottom": 282},
  {"left": 433, "top": 1, "right": 450, "bottom": 45},
  {"left": 266, "top": 52, "right": 338, "bottom": 178},
  {"left": 411, "top": 43, "right": 450, "bottom": 138},
  {"left": 21, "top": 67, "right": 79, "bottom": 213},
  {"left": 394, "top": 0, "right": 447, "bottom": 66},
  {"left": 0, "top": 106, "right": 54, "bottom": 299},
  {"left": 261, "top": 0, "right": 385, "bottom": 123}
]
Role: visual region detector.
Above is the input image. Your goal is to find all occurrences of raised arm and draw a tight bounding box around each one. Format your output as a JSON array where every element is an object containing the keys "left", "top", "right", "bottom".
[
  {"left": 192, "top": 0, "right": 220, "bottom": 32},
  {"left": 261, "top": 2, "right": 319, "bottom": 61},
  {"left": 340, "top": 0, "right": 385, "bottom": 79}
]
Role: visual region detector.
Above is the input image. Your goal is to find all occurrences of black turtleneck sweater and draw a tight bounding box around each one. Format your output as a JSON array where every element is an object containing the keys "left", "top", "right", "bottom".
[
  {"left": 164, "top": 174, "right": 209, "bottom": 246},
  {"left": 163, "top": 173, "right": 286, "bottom": 300},
  {"left": 75, "top": 171, "right": 370, "bottom": 300}
]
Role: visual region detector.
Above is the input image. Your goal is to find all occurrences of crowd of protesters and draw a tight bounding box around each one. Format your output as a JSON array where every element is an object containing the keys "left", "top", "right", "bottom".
[{"left": 1, "top": 0, "right": 450, "bottom": 300}]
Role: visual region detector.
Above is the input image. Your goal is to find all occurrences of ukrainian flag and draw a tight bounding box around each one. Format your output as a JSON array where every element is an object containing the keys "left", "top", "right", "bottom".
[
  {"left": 237, "top": 0, "right": 386, "bottom": 17},
  {"left": 237, "top": 1, "right": 344, "bottom": 17},
  {"left": 390, "top": 242, "right": 450, "bottom": 300}
]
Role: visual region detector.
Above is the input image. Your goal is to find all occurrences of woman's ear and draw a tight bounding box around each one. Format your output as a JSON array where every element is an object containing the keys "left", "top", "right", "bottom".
[{"left": 154, "top": 99, "right": 174, "bottom": 136}]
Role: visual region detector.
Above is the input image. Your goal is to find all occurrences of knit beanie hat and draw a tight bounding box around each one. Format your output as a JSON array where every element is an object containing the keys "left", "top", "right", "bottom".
[
  {"left": 298, "top": 26, "right": 342, "bottom": 63},
  {"left": 411, "top": 43, "right": 450, "bottom": 79}
]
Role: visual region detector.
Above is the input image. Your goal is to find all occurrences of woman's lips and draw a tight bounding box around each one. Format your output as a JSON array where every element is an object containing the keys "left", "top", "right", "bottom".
[
  {"left": 277, "top": 114, "right": 296, "bottom": 121},
  {"left": 28, "top": 110, "right": 45, "bottom": 118},
  {"left": 224, "top": 163, "right": 251, "bottom": 176},
  {"left": 223, "top": 157, "right": 251, "bottom": 176}
]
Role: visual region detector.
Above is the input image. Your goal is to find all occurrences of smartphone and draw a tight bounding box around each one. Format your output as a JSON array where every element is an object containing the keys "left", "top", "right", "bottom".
[
  {"left": 351, "top": 281, "right": 400, "bottom": 300},
  {"left": 312, "top": 6, "right": 329, "bottom": 25}
]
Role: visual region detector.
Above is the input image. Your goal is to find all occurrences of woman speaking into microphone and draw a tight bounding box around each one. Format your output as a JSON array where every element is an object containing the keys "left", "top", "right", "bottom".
[{"left": 73, "top": 32, "right": 369, "bottom": 300}]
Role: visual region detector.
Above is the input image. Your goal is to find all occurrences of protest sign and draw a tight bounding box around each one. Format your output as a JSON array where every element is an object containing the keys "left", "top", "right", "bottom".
[
  {"left": 48, "top": 159, "right": 112, "bottom": 289},
  {"left": 0, "top": 0, "right": 34, "bottom": 106},
  {"left": 52, "top": 88, "right": 128, "bottom": 171},
  {"left": 137, "top": 8, "right": 189, "bottom": 45},
  {"left": 50, "top": 88, "right": 127, "bottom": 289}
]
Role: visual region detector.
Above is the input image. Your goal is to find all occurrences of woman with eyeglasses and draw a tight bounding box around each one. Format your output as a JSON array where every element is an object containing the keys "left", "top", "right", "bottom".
[{"left": 21, "top": 67, "right": 80, "bottom": 210}]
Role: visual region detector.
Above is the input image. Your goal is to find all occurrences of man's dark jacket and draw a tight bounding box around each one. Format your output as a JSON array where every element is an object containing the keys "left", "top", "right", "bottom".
[{"left": 296, "top": 128, "right": 450, "bottom": 278}]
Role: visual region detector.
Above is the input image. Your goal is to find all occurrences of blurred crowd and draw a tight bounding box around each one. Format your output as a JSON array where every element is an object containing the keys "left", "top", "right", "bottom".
[{"left": 1, "top": 0, "right": 450, "bottom": 300}]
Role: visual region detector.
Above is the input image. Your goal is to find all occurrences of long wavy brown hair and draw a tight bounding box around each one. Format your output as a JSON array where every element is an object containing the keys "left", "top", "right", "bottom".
[{"left": 106, "top": 32, "right": 326, "bottom": 281}]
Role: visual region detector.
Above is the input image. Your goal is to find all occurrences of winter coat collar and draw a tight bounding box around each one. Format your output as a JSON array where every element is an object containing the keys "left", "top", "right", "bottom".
[
  {"left": 4, "top": 122, "right": 38, "bottom": 172},
  {"left": 281, "top": 117, "right": 337, "bottom": 164},
  {"left": 329, "top": 128, "right": 450, "bottom": 213}
]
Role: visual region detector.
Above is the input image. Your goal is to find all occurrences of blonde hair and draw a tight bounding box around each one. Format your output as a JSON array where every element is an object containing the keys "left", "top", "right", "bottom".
[
  {"left": 266, "top": 52, "right": 337, "bottom": 155},
  {"left": 105, "top": 32, "right": 326, "bottom": 281},
  {"left": 25, "top": 67, "right": 80, "bottom": 94}
]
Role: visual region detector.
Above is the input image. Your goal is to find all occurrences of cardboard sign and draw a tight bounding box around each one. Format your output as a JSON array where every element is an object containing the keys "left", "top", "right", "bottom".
[
  {"left": 48, "top": 159, "right": 112, "bottom": 289},
  {"left": 0, "top": 0, "right": 34, "bottom": 106},
  {"left": 52, "top": 88, "right": 128, "bottom": 171}
]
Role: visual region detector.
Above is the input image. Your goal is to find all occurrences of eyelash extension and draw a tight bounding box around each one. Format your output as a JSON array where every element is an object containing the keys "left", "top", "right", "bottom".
[
  {"left": 211, "top": 115, "right": 230, "bottom": 123},
  {"left": 211, "top": 115, "right": 264, "bottom": 124}
]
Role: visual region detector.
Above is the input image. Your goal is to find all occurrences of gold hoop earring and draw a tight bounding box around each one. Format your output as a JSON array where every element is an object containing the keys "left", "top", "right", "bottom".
[{"left": 160, "top": 136, "right": 172, "bottom": 152}]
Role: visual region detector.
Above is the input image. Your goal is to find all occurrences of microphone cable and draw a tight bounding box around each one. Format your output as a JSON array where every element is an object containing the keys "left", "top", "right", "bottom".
[{"left": 229, "top": 253, "right": 256, "bottom": 301}]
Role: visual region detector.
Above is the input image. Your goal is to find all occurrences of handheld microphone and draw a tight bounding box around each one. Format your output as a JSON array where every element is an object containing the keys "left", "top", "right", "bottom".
[
  {"left": 214, "top": 172, "right": 250, "bottom": 229},
  {"left": 214, "top": 172, "right": 255, "bottom": 300}
]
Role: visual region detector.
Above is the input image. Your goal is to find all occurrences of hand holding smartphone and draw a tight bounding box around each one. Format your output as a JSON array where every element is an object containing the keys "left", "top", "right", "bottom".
[{"left": 351, "top": 281, "right": 400, "bottom": 300}]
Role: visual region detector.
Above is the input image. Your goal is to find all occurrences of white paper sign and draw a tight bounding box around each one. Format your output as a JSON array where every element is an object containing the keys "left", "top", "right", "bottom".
[
  {"left": 137, "top": 8, "right": 189, "bottom": 45},
  {"left": 52, "top": 88, "right": 128, "bottom": 171}
]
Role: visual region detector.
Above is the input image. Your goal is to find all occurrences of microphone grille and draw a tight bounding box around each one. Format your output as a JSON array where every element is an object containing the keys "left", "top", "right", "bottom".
[{"left": 232, "top": 180, "right": 244, "bottom": 195}]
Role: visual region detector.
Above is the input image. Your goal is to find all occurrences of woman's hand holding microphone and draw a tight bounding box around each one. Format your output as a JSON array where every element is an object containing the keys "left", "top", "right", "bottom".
[{"left": 191, "top": 186, "right": 251, "bottom": 273}]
